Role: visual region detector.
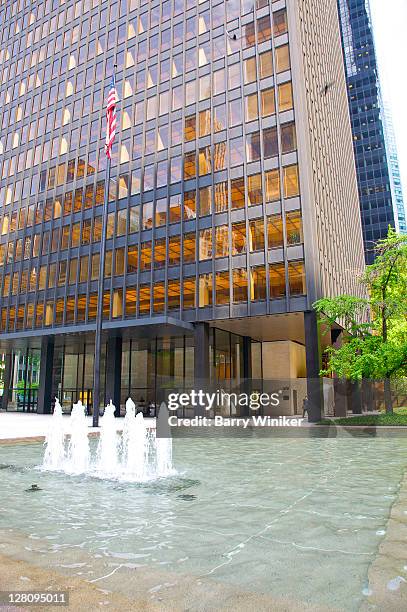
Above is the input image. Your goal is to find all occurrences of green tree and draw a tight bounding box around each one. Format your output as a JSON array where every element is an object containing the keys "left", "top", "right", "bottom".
[{"left": 314, "top": 229, "right": 407, "bottom": 413}]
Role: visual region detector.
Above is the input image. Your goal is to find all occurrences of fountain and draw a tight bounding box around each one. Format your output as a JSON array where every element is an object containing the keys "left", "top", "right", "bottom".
[
  {"left": 65, "top": 400, "right": 90, "bottom": 474},
  {"left": 42, "top": 397, "right": 174, "bottom": 481},
  {"left": 42, "top": 398, "right": 65, "bottom": 470},
  {"left": 96, "top": 400, "right": 119, "bottom": 476}
]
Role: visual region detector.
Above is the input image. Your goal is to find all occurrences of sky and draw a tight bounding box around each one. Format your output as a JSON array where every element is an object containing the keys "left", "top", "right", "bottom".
[{"left": 369, "top": 0, "right": 407, "bottom": 202}]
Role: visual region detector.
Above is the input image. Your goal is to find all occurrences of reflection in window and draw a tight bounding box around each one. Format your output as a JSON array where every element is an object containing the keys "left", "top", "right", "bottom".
[
  {"left": 200, "top": 187, "right": 212, "bottom": 217},
  {"left": 184, "top": 191, "right": 196, "bottom": 220},
  {"left": 249, "top": 219, "right": 265, "bottom": 251},
  {"left": 263, "top": 127, "right": 279, "bottom": 158},
  {"left": 216, "top": 225, "right": 229, "bottom": 258},
  {"left": 232, "top": 222, "right": 247, "bottom": 255},
  {"left": 248, "top": 174, "right": 262, "bottom": 206},
  {"left": 246, "top": 132, "right": 261, "bottom": 162},
  {"left": 281, "top": 122, "right": 297, "bottom": 153},
  {"left": 276, "top": 44, "right": 291, "bottom": 73},
  {"left": 278, "top": 82, "right": 293, "bottom": 112},
  {"left": 265, "top": 169, "right": 281, "bottom": 202},
  {"left": 231, "top": 178, "right": 245, "bottom": 209},
  {"left": 199, "top": 229, "right": 212, "bottom": 260}
]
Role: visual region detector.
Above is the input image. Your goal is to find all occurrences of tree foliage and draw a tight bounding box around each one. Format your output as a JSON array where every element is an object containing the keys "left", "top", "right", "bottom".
[{"left": 314, "top": 229, "right": 407, "bottom": 412}]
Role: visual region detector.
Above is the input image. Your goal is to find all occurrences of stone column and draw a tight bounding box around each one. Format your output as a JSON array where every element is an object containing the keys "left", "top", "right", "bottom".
[
  {"left": 304, "top": 310, "right": 323, "bottom": 422},
  {"left": 105, "top": 336, "right": 122, "bottom": 417},
  {"left": 37, "top": 336, "right": 55, "bottom": 414}
]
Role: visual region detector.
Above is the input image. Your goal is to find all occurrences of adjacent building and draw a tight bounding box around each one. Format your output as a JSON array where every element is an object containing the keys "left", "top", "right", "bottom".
[
  {"left": 0, "top": 0, "right": 365, "bottom": 420},
  {"left": 383, "top": 103, "right": 406, "bottom": 234},
  {"left": 337, "top": 0, "right": 401, "bottom": 262}
]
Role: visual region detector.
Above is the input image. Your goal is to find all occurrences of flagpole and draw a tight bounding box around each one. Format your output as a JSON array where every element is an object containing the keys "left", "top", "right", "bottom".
[{"left": 92, "top": 67, "right": 116, "bottom": 427}]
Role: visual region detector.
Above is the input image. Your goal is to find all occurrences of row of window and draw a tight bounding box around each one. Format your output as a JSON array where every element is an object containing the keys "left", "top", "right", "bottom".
[
  {"left": 1, "top": 212, "right": 303, "bottom": 291},
  {"left": 0, "top": 164, "right": 301, "bottom": 247},
  {"left": 0, "top": 260, "right": 306, "bottom": 332}
]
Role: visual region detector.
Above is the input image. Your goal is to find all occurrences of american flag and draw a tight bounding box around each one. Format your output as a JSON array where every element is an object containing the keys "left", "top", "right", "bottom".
[{"left": 104, "top": 76, "right": 118, "bottom": 159}]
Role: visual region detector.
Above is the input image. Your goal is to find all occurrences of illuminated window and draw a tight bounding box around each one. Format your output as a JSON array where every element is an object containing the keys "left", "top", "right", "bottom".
[
  {"left": 126, "top": 287, "right": 137, "bottom": 317},
  {"left": 245, "top": 93, "right": 258, "bottom": 122},
  {"left": 183, "top": 277, "right": 196, "bottom": 309},
  {"left": 199, "top": 110, "right": 211, "bottom": 137},
  {"left": 231, "top": 178, "right": 245, "bottom": 209},
  {"left": 261, "top": 88, "right": 275, "bottom": 117},
  {"left": 250, "top": 266, "right": 267, "bottom": 300},
  {"left": 288, "top": 261, "right": 306, "bottom": 295},
  {"left": 269, "top": 263, "right": 286, "bottom": 298},
  {"left": 248, "top": 174, "right": 262, "bottom": 206},
  {"left": 127, "top": 245, "right": 138, "bottom": 273},
  {"left": 199, "top": 273, "right": 213, "bottom": 307},
  {"left": 215, "top": 271, "right": 230, "bottom": 305},
  {"left": 214, "top": 182, "right": 228, "bottom": 212},
  {"left": 260, "top": 50, "right": 273, "bottom": 78},
  {"left": 185, "top": 115, "right": 196, "bottom": 141},
  {"left": 153, "top": 283, "right": 165, "bottom": 313},
  {"left": 183, "top": 233, "right": 196, "bottom": 262},
  {"left": 265, "top": 169, "right": 281, "bottom": 202},
  {"left": 249, "top": 219, "right": 265, "bottom": 251},
  {"left": 267, "top": 215, "right": 284, "bottom": 248},
  {"left": 168, "top": 235, "right": 181, "bottom": 266},
  {"left": 168, "top": 280, "right": 180, "bottom": 310},
  {"left": 139, "top": 285, "right": 151, "bottom": 314},
  {"left": 286, "top": 212, "right": 303, "bottom": 245},
  {"left": 215, "top": 225, "right": 229, "bottom": 258},
  {"left": 232, "top": 222, "right": 247, "bottom": 255},
  {"left": 283, "top": 165, "right": 300, "bottom": 198},
  {"left": 233, "top": 268, "right": 248, "bottom": 302},
  {"left": 184, "top": 191, "right": 196, "bottom": 220},
  {"left": 278, "top": 82, "right": 293, "bottom": 112},
  {"left": 276, "top": 44, "right": 290, "bottom": 73},
  {"left": 184, "top": 153, "right": 196, "bottom": 179},
  {"left": 199, "top": 187, "right": 212, "bottom": 217},
  {"left": 154, "top": 238, "right": 166, "bottom": 269},
  {"left": 199, "top": 147, "right": 212, "bottom": 175},
  {"left": 140, "top": 241, "right": 152, "bottom": 271},
  {"left": 199, "top": 229, "right": 212, "bottom": 260}
]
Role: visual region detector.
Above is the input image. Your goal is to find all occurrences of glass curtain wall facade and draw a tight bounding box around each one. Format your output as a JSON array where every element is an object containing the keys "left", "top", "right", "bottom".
[
  {"left": 337, "top": 0, "right": 395, "bottom": 263},
  {"left": 0, "top": 0, "right": 306, "bottom": 336}
]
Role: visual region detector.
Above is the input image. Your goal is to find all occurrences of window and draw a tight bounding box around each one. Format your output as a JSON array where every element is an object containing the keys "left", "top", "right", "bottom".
[
  {"left": 142, "top": 202, "right": 153, "bottom": 229},
  {"left": 273, "top": 9, "right": 288, "bottom": 37},
  {"left": 126, "top": 287, "right": 137, "bottom": 316},
  {"left": 183, "top": 233, "right": 196, "bottom": 263},
  {"left": 263, "top": 127, "right": 279, "bottom": 158},
  {"left": 260, "top": 51, "right": 273, "bottom": 79},
  {"left": 233, "top": 268, "right": 248, "bottom": 302},
  {"left": 288, "top": 262, "right": 306, "bottom": 295},
  {"left": 268, "top": 215, "right": 284, "bottom": 248},
  {"left": 269, "top": 263, "right": 286, "bottom": 298},
  {"left": 155, "top": 198, "right": 167, "bottom": 227},
  {"left": 265, "top": 169, "right": 281, "bottom": 202},
  {"left": 283, "top": 165, "right": 300, "bottom": 198},
  {"left": 276, "top": 44, "right": 290, "bottom": 73},
  {"left": 127, "top": 245, "right": 138, "bottom": 273},
  {"left": 261, "top": 88, "right": 275, "bottom": 117},
  {"left": 286, "top": 212, "right": 303, "bottom": 245},
  {"left": 214, "top": 182, "right": 228, "bottom": 212},
  {"left": 183, "top": 277, "right": 196, "bottom": 308},
  {"left": 168, "top": 280, "right": 180, "bottom": 311},
  {"left": 139, "top": 285, "right": 151, "bottom": 314},
  {"left": 185, "top": 115, "right": 196, "bottom": 141},
  {"left": 249, "top": 219, "right": 265, "bottom": 251},
  {"left": 168, "top": 235, "right": 181, "bottom": 266},
  {"left": 153, "top": 283, "right": 165, "bottom": 313},
  {"left": 232, "top": 222, "right": 247, "bottom": 255},
  {"left": 248, "top": 174, "right": 262, "bottom": 206},
  {"left": 199, "top": 110, "right": 211, "bottom": 137},
  {"left": 257, "top": 15, "right": 271, "bottom": 42},
  {"left": 154, "top": 238, "right": 166, "bottom": 269},
  {"left": 169, "top": 195, "right": 182, "bottom": 224},
  {"left": 281, "top": 122, "right": 297, "bottom": 153},
  {"left": 278, "top": 82, "right": 293, "bottom": 112},
  {"left": 199, "top": 229, "right": 212, "bottom": 260},
  {"left": 200, "top": 187, "right": 212, "bottom": 217},
  {"left": 184, "top": 153, "right": 196, "bottom": 179},
  {"left": 215, "top": 225, "right": 229, "bottom": 258},
  {"left": 140, "top": 242, "right": 152, "bottom": 271},
  {"left": 245, "top": 93, "right": 258, "bottom": 122},
  {"left": 184, "top": 191, "right": 196, "bottom": 220},
  {"left": 246, "top": 132, "right": 261, "bottom": 162},
  {"left": 229, "top": 99, "right": 242, "bottom": 127},
  {"left": 231, "top": 178, "right": 245, "bottom": 209},
  {"left": 199, "top": 273, "right": 213, "bottom": 307},
  {"left": 199, "top": 147, "right": 212, "bottom": 175},
  {"left": 250, "top": 266, "right": 267, "bottom": 300},
  {"left": 244, "top": 57, "right": 257, "bottom": 84},
  {"left": 215, "top": 271, "right": 230, "bottom": 305}
]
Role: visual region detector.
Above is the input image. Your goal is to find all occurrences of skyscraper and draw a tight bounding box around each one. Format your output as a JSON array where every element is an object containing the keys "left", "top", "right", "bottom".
[
  {"left": 337, "top": 0, "right": 397, "bottom": 262},
  {"left": 383, "top": 102, "right": 406, "bottom": 234},
  {"left": 0, "top": 0, "right": 365, "bottom": 421}
]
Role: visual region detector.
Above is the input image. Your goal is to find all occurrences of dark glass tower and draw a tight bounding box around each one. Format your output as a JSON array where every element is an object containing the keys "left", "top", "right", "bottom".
[{"left": 337, "top": 0, "right": 396, "bottom": 263}]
